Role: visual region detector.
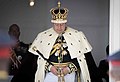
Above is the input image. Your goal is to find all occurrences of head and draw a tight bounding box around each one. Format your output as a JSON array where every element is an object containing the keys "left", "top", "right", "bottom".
[
  {"left": 50, "top": 2, "right": 68, "bottom": 34},
  {"left": 106, "top": 45, "right": 109, "bottom": 56},
  {"left": 8, "top": 24, "right": 20, "bottom": 41}
]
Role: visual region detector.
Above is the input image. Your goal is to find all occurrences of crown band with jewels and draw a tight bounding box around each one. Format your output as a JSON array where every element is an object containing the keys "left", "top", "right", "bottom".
[{"left": 50, "top": 1, "right": 69, "bottom": 23}]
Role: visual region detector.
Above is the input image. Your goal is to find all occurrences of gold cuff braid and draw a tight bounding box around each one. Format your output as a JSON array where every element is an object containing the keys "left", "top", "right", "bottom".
[
  {"left": 45, "top": 62, "right": 51, "bottom": 72},
  {"left": 67, "top": 62, "right": 77, "bottom": 74}
]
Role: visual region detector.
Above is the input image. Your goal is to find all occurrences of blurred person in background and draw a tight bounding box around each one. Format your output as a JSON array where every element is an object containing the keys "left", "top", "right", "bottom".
[
  {"left": 98, "top": 45, "right": 109, "bottom": 82},
  {"left": 8, "top": 24, "right": 29, "bottom": 76},
  {"left": 108, "top": 50, "right": 120, "bottom": 82},
  {"left": 9, "top": 24, "right": 37, "bottom": 82}
]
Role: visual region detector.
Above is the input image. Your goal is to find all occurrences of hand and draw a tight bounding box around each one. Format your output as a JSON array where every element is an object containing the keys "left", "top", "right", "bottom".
[
  {"left": 50, "top": 66, "right": 58, "bottom": 76},
  {"left": 62, "top": 67, "right": 70, "bottom": 75}
]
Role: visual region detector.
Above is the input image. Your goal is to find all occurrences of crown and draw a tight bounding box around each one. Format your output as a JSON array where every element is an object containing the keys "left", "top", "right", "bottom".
[{"left": 50, "top": 1, "right": 69, "bottom": 23}]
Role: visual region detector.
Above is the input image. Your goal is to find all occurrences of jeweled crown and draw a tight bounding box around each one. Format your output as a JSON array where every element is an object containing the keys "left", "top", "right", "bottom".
[{"left": 50, "top": 1, "right": 69, "bottom": 23}]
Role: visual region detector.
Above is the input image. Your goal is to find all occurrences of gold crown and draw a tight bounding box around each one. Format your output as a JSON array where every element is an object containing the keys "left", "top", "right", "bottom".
[{"left": 50, "top": 1, "right": 69, "bottom": 23}]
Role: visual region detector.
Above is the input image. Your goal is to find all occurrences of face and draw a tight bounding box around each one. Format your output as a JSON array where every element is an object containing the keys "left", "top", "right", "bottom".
[
  {"left": 8, "top": 25, "right": 20, "bottom": 40},
  {"left": 53, "top": 23, "right": 66, "bottom": 34}
]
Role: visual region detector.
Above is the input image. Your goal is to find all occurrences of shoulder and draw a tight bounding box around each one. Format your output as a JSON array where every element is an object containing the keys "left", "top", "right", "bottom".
[
  {"left": 99, "top": 59, "right": 108, "bottom": 65},
  {"left": 67, "top": 27, "right": 79, "bottom": 32},
  {"left": 66, "top": 27, "right": 87, "bottom": 38},
  {"left": 67, "top": 27, "right": 84, "bottom": 34},
  {"left": 19, "top": 42, "right": 29, "bottom": 48},
  {"left": 37, "top": 28, "right": 54, "bottom": 36}
]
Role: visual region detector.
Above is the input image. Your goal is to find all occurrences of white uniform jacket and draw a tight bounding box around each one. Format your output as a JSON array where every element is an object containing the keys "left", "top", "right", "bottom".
[{"left": 29, "top": 27, "right": 92, "bottom": 82}]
